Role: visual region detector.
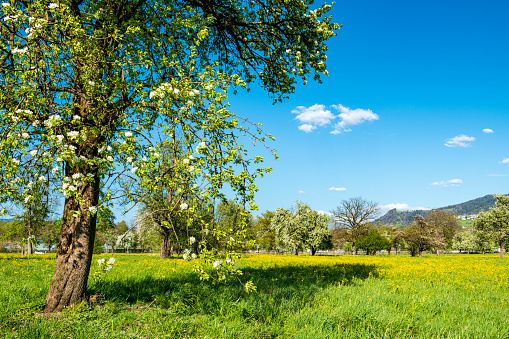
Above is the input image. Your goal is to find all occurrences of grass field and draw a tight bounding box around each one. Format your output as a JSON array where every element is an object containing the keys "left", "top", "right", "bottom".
[{"left": 1, "top": 253, "right": 508, "bottom": 338}]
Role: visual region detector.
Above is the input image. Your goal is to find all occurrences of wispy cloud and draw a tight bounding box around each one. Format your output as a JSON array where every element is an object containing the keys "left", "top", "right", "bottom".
[
  {"left": 445, "top": 135, "right": 475, "bottom": 148},
  {"left": 298, "top": 190, "right": 305, "bottom": 194},
  {"left": 430, "top": 179, "right": 463, "bottom": 187},
  {"left": 328, "top": 187, "right": 347, "bottom": 191},
  {"left": 331, "top": 104, "right": 379, "bottom": 134},
  {"left": 489, "top": 174, "right": 509, "bottom": 177},
  {"left": 292, "top": 103, "right": 378, "bottom": 134},
  {"left": 379, "top": 203, "right": 430, "bottom": 213},
  {"left": 501, "top": 158, "right": 509, "bottom": 165},
  {"left": 483, "top": 128, "right": 494, "bottom": 133}
]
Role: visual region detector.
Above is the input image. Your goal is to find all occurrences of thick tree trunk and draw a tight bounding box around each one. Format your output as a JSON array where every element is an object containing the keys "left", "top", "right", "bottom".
[
  {"left": 160, "top": 228, "right": 170, "bottom": 259},
  {"left": 500, "top": 241, "right": 505, "bottom": 259},
  {"left": 27, "top": 239, "right": 34, "bottom": 255},
  {"left": 311, "top": 247, "right": 316, "bottom": 256},
  {"left": 45, "top": 171, "right": 99, "bottom": 313},
  {"left": 295, "top": 248, "right": 298, "bottom": 255},
  {"left": 436, "top": 249, "right": 440, "bottom": 256}
]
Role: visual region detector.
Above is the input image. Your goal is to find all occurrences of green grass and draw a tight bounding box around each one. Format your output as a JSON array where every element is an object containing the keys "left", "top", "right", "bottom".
[{"left": 1, "top": 253, "right": 508, "bottom": 338}]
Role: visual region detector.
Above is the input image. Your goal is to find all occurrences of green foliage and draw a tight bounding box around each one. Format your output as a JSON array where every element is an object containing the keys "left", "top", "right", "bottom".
[
  {"left": 253, "top": 210, "right": 276, "bottom": 251},
  {"left": 92, "top": 233, "right": 102, "bottom": 254},
  {"left": 474, "top": 194, "right": 509, "bottom": 256},
  {"left": 355, "top": 230, "right": 391, "bottom": 255},
  {"left": 271, "top": 201, "right": 331, "bottom": 255}
]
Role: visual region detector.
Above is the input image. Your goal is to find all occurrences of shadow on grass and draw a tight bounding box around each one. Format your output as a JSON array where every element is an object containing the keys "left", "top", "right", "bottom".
[{"left": 90, "top": 262, "right": 380, "bottom": 318}]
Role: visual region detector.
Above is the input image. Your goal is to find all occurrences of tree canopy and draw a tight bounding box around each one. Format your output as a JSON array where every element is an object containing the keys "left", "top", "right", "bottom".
[{"left": 0, "top": 0, "right": 339, "bottom": 312}]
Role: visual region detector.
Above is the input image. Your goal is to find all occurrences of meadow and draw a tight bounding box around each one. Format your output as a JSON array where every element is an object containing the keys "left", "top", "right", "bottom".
[{"left": 1, "top": 253, "right": 508, "bottom": 338}]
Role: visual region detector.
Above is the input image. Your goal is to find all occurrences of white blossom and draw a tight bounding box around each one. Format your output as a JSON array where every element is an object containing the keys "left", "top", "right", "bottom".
[
  {"left": 107, "top": 257, "right": 115, "bottom": 264},
  {"left": 24, "top": 195, "right": 32, "bottom": 203},
  {"left": 48, "top": 3, "right": 59, "bottom": 9},
  {"left": 12, "top": 159, "right": 20, "bottom": 165},
  {"left": 21, "top": 132, "right": 29, "bottom": 139},
  {"left": 97, "top": 258, "right": 105, "bottom": 265},
  {"left": 1, "top": 3, "right": 11, "bottom": 7},
  {"left": 38, "top": 176, "right": 47, "bottom": 182},
  {"left": 131, "top": 167, "right": 138, "bottom": 173},
  {"left": 199, "top": 142, "right": 206, "bottom": 149},
  {"left": 11, "top": 47, "right": 27, "bottom": 54},
  {"left": 153, "top": 153, "right": 160, "bottom": 158},
  {"left": 183, "top": 158, "right": 189, "bottom": 165},
  {"left": 107, "top": 156, "right": 113, "bottom": 162},
  {"left": 73, "top": 115, "right": 81, "bottom": 120},
  {"left": 67, "top": 131, "right": 79, "bottom": 139},
  {"left": 213, "top": 260, "right": 222, "bottom": 270},
  {"left": 29, "top": 149, "right": 37, "bottom": 157},
  {"left": 89, "top": 206, "right": 98, "bottom": 214},
  {"left": 188, "top": 166, "right": 194, "bottom": 172},
  {"left": 189, "top": 236, "right": 196, "bottom": 244},
  {"left": 180, "top": 202, "right": 188, "bottom": 210},
  {"left": 191, "top": 253, "right": 197, "bottom": 260},
  {"left": 72, "top": 173, "right": 83, "bottom": 180},
  {"left": 125, "top": 131, "right": 133, "bottom": 137},
  {"left": 126, "top": 157, "right": 133, "bottom": 163},
  {"left": 188, "top": 155, "right": 195, "bottom": 160},
  {"left": 32, "top": 120, "right": 40, "bottom": 127},
  {"left": 51, "top": 167, "right": 59, "bottom": 174}
]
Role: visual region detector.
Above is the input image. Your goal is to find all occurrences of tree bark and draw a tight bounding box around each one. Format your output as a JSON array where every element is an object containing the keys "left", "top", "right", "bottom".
[
  {"left": 44, "top": 172, "right": 99, "bottom": 313},
  {"left": 436, "top": 249, "right": 440, "bottom": 256},
  {"left": 500, "top": 241, "right": 505, "bottom": 259},
  {"left": 311, "top": 247, "right": 316, "bottom": 256},
  {"left": 295, "top": 248, "right": 298, "bottom": 255},
  {"left": 160, "top": 227, "right": 170, "bottom": 259}
]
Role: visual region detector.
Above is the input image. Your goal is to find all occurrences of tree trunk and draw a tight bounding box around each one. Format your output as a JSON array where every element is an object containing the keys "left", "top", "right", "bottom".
[
  {"left": 419, "top": 251, "right": 422, "bottom": 257},
  {"left": 436, "top": 249, "right": 440, "bottom": 256},
  {"left": 295, "top": 248, "right": 298, "bottom": 255},
  {"left": 160, "top": 228, "right": 170, "bottom": 259},
  {"left": 44, "top": 171, "right": 99, "bottom": 313},
  {"left": 500, "top": 241, "right": 505, "bottom": 259},
  {"left": 27, "top": 239, "right": 34, "bottom": 255},
  {"left": 311, "top": 247, "right": 316, "bottom": 256}
]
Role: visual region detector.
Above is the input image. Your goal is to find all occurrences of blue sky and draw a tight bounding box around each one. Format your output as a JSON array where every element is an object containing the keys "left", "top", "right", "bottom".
[
  {"left": 113, "top": 0, "right": 509, "bottom": 222},
  {"left": 224, "top": 0, "right": 509, "bottom": 217}
]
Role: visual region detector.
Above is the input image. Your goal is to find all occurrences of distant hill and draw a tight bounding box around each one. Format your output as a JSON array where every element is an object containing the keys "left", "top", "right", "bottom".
[{"left": 376, "top": 194, "right": 502, "bottom": 227}]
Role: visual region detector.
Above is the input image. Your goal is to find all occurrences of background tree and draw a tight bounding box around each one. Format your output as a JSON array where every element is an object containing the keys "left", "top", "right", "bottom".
[
  {"left": 452, "top": 230, "right": 475, "bottom": 254},
  {"left": 40, "top": 219, "right": 62, "bottom": 252},
  {"left": 473, "top": 195, "right": 509, "bottom": 258},
  {"left": 271, "top": 201, "right": 331, "bottom": 255},
  {"left": 213, "top": 199, "right": 255, "bottom": 251},
  {"left": 355, "top": 229, "right": 391, "bottom": 255},
  {"left": 403, "top": 218, "right": 432, "bottom": 257},
  {"left": 253, "top": 211, "right": 276, "bottom": 251},
  {"left": 0, "top": 0, "right": 338, "bottom": 312},
  {"left": 331, "top": 197, "right": 380, "bottom": 255},
  {"left": 424, "top": 209, "right": 460, "bottom": 255}
]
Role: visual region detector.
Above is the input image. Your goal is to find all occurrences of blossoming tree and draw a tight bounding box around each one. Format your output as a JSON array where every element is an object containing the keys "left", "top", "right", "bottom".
[{"left": 0, "top": 0, "right": 338, "bottom": 312}]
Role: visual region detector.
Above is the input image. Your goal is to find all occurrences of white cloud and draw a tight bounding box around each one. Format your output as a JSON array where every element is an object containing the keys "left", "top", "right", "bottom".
[
  {"left": 483, "top": 128, "right": 494, "bottom": 133},
  {"left": 330, "top": 104, "right": 379, "bottom": 134},
  {"left": 430, "top": 179, "right": 463, "bottom": 187},
  {"left": 291, "top": 103, "right": 378, "bottom": 133},
  {"left": 501, "top": 158, "right": 509, "bottom": 165},
  {"left": 444, "top": 134, "right": 475, "bottom": 147},
  {"left": 297, "top": 124, "right": 316, "bottom": 133},
  {"left": 292, "top": 104, "right": 334, "bottom": 132},
  {"left": 298, "top": 190, "right": 305, "bottom": 194},
  {"left": 489, "top": 174, "right": 509, "bottom": 177},
  {"left": 379, "top": 203, "right": 430, "bottom": 213},
  {"left": 328, "top": 187, "right": 347, "bottom": 191}
]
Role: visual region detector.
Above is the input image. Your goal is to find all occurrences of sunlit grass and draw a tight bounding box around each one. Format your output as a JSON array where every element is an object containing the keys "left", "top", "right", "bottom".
[{"left": 1, "top": 253, "right": 508, "bottom": 338}]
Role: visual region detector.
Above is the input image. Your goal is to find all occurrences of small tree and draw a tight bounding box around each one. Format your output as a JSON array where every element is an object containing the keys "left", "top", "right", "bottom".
[
  {"left": 403, "top": 218, "right": 432, "bottom": 257},
  {"left": 355, "top": 229, "right": 391, "bottom": 255},
  {"left": 253, "top": 211, "right": 276, "bottom": 251},
  {"left": 473, "top": 195, "right": 509, "bottom": 258},
  {"left": 331, "top": 197, "right": 380, "bottom": 255},
  {"left": 271, "top": 201, "right": 331, "bottom": 255}
]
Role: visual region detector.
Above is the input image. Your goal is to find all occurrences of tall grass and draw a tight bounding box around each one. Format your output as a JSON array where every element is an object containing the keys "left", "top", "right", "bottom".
[{"left": 1, "top": 253, "right": 508, "bottom": 338}]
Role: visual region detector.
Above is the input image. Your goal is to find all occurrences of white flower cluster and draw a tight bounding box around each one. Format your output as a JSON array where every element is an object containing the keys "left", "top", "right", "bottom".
[
  {"left": 89, "top": 206, "right": 98, "bottom": 214},
  {"left": 48, "top": 3, "right": 59, "bottom": 9},
  {"left": 11, "top": 47, "right": 27, "bottom": 54},
  {"left": 15, "top": 109, "right": 33, "bottom": 115},
  {"left": 67, "top": 131, "right": 79, "bottom": 139},
  {"left": 189, "top": 236, "right": 196, "bottom": 244},
  {"left": 213, "top": 260, "right": 222, "bottom": 270},
  {"left": 44, "top": 115, "right": 62, "bottom": 127},
  {"left": 180, "top": 202, "right": 188, "bottom": 210},
  {"left": 97, "top": 257, "right": 115, "bottom": 272}
]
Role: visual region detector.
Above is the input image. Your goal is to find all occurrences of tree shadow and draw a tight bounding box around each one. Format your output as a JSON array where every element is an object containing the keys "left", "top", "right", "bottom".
[{"left": 90, "top": 262, "right": 380, "bottom": 319}]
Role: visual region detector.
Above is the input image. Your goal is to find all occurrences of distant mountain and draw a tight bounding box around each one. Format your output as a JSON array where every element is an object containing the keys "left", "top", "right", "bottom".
[{"left": 376, "top": 194, "right": 502, "bottom": 227}]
